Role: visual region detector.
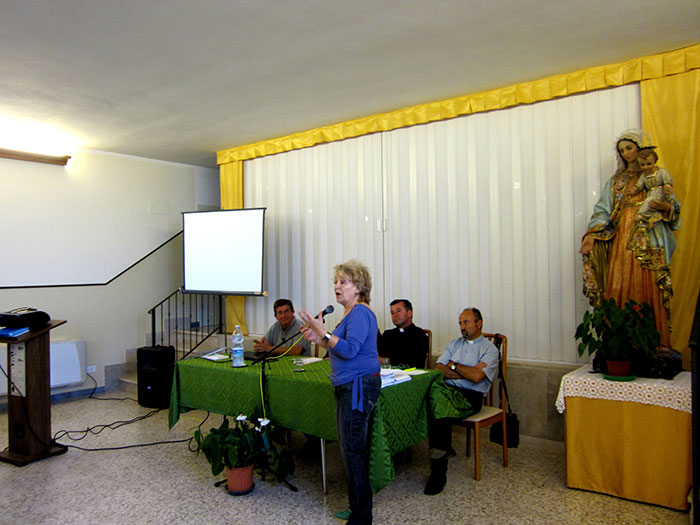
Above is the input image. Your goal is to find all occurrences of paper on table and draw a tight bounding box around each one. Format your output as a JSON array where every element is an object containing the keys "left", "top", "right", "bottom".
[
  {"left": 392, "top": 372, "right": 412, "bottom": 384},
  {"left": 296, "top": 357, "right": 323, "bottom": 365},
  {"left": 380, "top": 370, "right": 412, "bottom": 388},
  {"left": 202, "top": 353, "right": 229, "bottom": 361}
]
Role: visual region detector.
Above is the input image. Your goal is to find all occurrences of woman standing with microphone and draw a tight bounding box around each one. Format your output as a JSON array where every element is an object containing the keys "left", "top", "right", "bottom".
[{"left": 299, "top": 259, "right": 381, "bottom": 524}]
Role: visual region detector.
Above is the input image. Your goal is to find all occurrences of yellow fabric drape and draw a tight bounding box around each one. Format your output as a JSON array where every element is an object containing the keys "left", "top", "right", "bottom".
[
  {"left": 565, "top": 397, "right": 691, "bottom": 510},
  {"left": 219, "top": 161, "right": 248, "bottom": 335},
  {"left": 642, "top": 69, "right": 700, "bottom": 365},
  {"left": 218, "top": 43, "right": 700, "bottom": 165}
]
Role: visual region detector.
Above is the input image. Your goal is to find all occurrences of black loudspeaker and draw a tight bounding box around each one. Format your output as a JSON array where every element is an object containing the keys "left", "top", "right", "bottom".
[{"left": 137, "top": 346, "right": 175, "bottom": 409}]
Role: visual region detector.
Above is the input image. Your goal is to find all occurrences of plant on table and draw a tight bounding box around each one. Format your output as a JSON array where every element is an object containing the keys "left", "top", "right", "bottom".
[{"left": 575, "top": 298, "right": 660, "bottom": 372}]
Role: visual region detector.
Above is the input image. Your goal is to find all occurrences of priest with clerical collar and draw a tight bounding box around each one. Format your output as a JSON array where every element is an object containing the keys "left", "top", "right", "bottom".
[{"left": 377, "top": 299, "right": 429, "bottom": 369}]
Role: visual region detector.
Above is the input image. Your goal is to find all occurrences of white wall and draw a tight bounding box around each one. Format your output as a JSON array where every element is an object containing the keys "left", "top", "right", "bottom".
[
  {"left": 0, "top": 150, "right": 218, "bottom": 286},
  {"left": 0, "top": 149, "right": 219, "bottom": 390},
  {"left": 195, "top": 165, "right": 221, "bottom": 211}
]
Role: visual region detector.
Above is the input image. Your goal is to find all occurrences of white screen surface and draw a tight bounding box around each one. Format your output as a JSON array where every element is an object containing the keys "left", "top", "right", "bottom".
[{"left": 183, "top": 208, "right": 265, "bottom": 295}]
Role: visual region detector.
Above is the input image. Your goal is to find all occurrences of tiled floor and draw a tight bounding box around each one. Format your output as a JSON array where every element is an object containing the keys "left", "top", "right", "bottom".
[{"left": 0, "top": 395, "right": 690, "bottom": 524}]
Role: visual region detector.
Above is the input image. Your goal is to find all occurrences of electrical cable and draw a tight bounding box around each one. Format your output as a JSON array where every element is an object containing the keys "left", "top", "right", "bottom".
[
  {"left": 85, "top": 373, "right": 137, "bottom": 402},
  {"left": 256, "top": 332, "right": 308, "bottom": 418},
  {"left": 266, "top": 332, "right": 305, "bottom": 360},
  {"left": 258, "top": 362, "right": 266, "bottom": 419},
  {"left": 187, "top": 411, "right": 211, "bottom": 452},
  {"left": 53, "top": 408, "right": 163, "bottom": 441},
  {"left": 53, "top": 409, "right": 213, "bottom": 452},
  {"left": 0, "top": 361, "right": 68, "bottom": 453},
  {"left": 0, "top": 361, "right": 206, "bottom": 453},
  {"left": 60, "top": 437, "right": 193, "bottom": 452}
]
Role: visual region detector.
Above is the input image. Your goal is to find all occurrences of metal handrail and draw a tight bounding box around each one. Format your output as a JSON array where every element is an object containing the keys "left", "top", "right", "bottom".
[{"left": 148, "top": 288, "right": 224, "bottom": 359}]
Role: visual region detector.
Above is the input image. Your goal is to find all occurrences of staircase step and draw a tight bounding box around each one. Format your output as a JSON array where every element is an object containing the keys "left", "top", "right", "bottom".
[{"left": 117, "top": 372, "right": 138, "bottom": 395}]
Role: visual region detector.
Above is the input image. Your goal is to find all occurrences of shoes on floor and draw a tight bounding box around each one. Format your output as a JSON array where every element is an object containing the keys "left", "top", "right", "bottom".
[
  {"left": 333, "top": 508, "right": 351, "bottom": 520},
  {"left": 424, "top": 457, "right": 448, "bottom": 495},
  {"left": 424, "top": 471, "right": 447, "bottom": 495}
]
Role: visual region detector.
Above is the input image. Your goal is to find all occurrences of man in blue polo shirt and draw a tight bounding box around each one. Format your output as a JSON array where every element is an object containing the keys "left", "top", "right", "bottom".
[
  {"left": 253, "top": 299, "right": 311, "bottom": 356},
  {"left": 424, "top": 307, "right": 499, "bottom": 495}
]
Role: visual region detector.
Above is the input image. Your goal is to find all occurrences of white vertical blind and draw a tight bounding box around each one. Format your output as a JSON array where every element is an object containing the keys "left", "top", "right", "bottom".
[
  {"left": 244, "top": 134, "right": 385, "bottom": 334},
  {"left": 243, "top": 84, "right": 641, "bottom": 362}
]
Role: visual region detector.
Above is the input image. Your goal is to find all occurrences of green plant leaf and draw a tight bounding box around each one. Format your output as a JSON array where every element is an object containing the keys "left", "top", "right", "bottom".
[{"left": 575, "top": 298, "right": 660, "bottom": 362}]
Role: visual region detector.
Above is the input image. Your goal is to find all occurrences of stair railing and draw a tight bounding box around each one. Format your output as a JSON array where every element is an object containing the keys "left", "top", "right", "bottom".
[{"left": 148, "top": 288, "right": 225, "bottom": 359}]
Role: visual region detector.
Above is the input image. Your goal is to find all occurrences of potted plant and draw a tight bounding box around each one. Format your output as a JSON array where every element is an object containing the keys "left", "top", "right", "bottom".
[
  {"left": 575, "top": 298, "right": 660, "bottom": 378},
  {"left": 194, "top": 414, "right": 295, "bottom": 495}
]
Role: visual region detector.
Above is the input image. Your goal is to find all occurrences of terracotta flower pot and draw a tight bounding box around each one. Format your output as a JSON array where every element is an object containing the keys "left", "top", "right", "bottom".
[
  {"left": 226, "top": 464, "right": 254, "bottom": 496},
  {"left": 606, "top": 360, "right": 632, "bottom": 377}
]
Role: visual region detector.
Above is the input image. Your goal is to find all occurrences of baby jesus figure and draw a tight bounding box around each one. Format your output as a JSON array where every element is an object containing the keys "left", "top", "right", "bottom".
[{"left": 632, "top": 147, "right": 674, "bottom": 223}]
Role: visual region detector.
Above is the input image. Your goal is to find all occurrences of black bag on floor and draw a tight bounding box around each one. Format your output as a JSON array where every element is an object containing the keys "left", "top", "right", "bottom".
[
  {"left": 490, "top": 411, "right": 520, "bottom": 448},
  {"left": 489, "top": 358, "right": 519, "bottom": 448}
]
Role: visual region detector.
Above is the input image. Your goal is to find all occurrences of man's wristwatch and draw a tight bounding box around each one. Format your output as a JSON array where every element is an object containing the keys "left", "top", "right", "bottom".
[
  {"left": 450, "top": 362, "right": 457, "bottom": 371},
  {"left": 323, "top": 332, "right": 332, "bottom": 343}
]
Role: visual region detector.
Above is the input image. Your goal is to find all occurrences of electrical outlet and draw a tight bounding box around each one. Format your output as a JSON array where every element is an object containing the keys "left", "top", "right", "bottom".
[{"left": 86, "top": 365, "right": 96, "bottom": 373}]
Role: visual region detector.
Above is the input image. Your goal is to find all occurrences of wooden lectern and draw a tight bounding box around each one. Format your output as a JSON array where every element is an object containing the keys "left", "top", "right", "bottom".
[{"left": 0, "top": 320, "right": 68, "bottom": 466}]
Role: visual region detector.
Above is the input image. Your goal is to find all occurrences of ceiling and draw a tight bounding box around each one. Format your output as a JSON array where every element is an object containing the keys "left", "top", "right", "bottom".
[{"left": 1, "top": 1, "right": 698, "bottom": 168}]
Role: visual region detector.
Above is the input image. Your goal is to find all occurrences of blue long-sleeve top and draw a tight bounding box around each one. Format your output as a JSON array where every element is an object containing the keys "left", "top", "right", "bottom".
[{"left": 329, "top": 304, "right": 380, "bottom": 409}]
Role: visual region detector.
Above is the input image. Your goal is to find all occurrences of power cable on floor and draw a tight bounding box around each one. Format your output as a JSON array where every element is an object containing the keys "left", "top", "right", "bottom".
[{"left": 85, "top": 373, "right": 138, "bottom": 402}]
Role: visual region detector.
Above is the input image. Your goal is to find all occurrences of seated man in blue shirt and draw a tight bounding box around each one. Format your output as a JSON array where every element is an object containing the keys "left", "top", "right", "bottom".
[
  {"left": 253, "top": 299, "right": 311, "bottom": 356},
  {"left": 424, "top": 307, "right": 499, "bottom": 495},
  {"left": 378, "top": 299, "right": 429, "bottom": 369}
]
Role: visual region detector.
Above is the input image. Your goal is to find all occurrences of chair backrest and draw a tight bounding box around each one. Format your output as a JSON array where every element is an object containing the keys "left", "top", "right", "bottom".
[
  {"left": 423, "top": 328, "right": 433, "bottom": 368},
  {"left": 481, "top": 332, "right": 508, "bottom": 408}
]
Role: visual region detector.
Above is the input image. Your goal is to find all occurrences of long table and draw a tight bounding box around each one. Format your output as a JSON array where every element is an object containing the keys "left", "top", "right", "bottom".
[
  {"left": 556, "top": 365, "right": 692, "bottom": 510},
  {"left": 169, "top": 356, "right": 440, "bottom": 492}
]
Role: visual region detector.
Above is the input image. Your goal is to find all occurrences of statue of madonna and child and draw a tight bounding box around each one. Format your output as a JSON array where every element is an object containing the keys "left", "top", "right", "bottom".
[{"left": 579, "top": 129, "right": 681, "bottom": 372}]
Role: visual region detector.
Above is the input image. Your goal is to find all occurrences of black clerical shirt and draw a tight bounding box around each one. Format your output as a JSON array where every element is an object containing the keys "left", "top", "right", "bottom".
[{"left": 378, "top": 323, "right": 429, "bottom": 369}]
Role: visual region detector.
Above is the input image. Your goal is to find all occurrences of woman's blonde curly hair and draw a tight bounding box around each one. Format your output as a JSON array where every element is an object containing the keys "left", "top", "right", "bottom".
[{"left": 334, "top": 259, "right": 372, "bottom": 304}]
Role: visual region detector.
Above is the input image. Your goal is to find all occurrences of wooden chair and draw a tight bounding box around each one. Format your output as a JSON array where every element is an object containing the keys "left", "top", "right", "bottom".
[
  {"left": 459, "top": 332, "right": 509, "bottom": 480},
  {"left": 423, "top": 328, "right": 433, "bottom": 368}
]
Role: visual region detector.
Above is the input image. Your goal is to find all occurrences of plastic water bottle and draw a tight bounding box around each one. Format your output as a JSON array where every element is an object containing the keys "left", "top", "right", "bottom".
[{"left": 231, "top": 325, "right": 244, "bottom": 367}]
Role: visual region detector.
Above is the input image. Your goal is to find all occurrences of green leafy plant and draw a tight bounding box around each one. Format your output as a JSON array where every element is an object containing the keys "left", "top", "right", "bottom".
[
  {"left": 575, "top": 298, "right": 660, "bottom": 361},
  {"left": 194, "top": 415, "right": 263, "bottom": 475},
  {"left": 194, "top": 414, "right": 295, "bottom": 484}
]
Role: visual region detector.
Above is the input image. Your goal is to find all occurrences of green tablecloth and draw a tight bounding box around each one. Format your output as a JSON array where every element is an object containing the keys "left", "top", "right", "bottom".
[{"left": 169, "top": 356, "right": 440, "bottom": 492}]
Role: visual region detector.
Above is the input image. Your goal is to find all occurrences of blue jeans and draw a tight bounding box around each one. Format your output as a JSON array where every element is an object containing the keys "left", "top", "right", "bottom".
[{"left": 335, "top": 374, "right": 381, "bottom": 525}]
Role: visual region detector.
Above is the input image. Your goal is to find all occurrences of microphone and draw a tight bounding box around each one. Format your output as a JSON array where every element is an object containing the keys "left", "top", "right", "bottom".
[{"left": 319, "top": 305, "right": 334, "bottom": 319}]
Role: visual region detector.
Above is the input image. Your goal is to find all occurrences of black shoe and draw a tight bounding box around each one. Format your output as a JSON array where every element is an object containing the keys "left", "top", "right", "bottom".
[
  {"left": 424, "top": 458, "right": 447, "bottom": 495},
  {"left": 424, "top": 470, "right": 446, "bottom": 495}
]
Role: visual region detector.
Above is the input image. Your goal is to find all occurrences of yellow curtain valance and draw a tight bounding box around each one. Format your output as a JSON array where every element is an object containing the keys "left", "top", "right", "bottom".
[{"left": 218, "top": 43, "right": 700, "bottom": 165}]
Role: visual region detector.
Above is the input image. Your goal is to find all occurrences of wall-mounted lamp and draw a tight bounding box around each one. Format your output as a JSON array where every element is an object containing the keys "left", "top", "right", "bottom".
[
  {"left": 0, "top": 116, "right": 81, "bottom": 167},
  {"left": 0, "top": 148, "right": 71, "bottom": 166}
]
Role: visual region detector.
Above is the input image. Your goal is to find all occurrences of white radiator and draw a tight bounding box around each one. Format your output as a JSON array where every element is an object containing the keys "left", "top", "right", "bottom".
[{"left": 0, "top": 339, "right": 87, "bottom": 396}]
